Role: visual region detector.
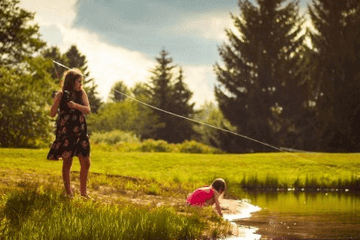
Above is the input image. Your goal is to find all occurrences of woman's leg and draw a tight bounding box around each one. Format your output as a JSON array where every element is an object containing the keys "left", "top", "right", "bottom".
[
  {"left": 62, "top": 157, "right": 73, "bottom": 195},
  {"left": 79, "top": 155, "right": 91, "bottom": 196}
]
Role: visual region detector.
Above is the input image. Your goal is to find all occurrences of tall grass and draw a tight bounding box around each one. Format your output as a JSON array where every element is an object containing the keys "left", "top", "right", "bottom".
[
  {"left": 0, "top": 185, "right": 229, "bottom": 240},
  {"left": 240, "top": 174, "right": 360, "bottom": 192}
]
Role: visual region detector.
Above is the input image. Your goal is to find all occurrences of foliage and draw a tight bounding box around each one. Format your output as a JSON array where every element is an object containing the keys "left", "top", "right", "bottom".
[
  {"left": 168, "top": 67, "right": 197, "bottom": 142},
  {"left": 87, "top": 99, "right": 154, "bottom": 138},
  {"left": 41, "top": 46, "right": 69, "bottom": 85},
  {"left": 139, "top": 139, "right": 173, "bottom": 152},
  {"left": 109, "top": 80, "right": 130, "bottom": 102},
  {"left": 0, "top": 0, "right": 45, "bottom": 66},
  {"left": 214, "top": 0, "right": 309, "bottom": 152},
  {"left": 90, "top": 138, "right": 222, "bottom": 154},
  {"left": 91, "top": 130, "right": 140, "bottom": 145},
  {"left": 308, "top": 0, "right": 360, "bottom": 152},
  {"left": 0, "top": 0, "right": 55, "bottom": 147},
  {"left": 147, "top": 50, "right": 196, "bottom": 143},
  {"left": 0, "top": 58, "right": 55, "bottom": 148},
  {"left": 194, "top": 101, "right": 240, "bottom": 153},
  {"left": 178, "top": 140, "right": 223, "bottom": 154},
  {"left": 88, "top": 81, "right": 158, "bottom": 139}
]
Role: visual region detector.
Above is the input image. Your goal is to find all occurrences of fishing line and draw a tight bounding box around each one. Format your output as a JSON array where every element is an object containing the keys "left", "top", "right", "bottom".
[{"left": 52, "top": 60, "right": 316, "bottom": 162}]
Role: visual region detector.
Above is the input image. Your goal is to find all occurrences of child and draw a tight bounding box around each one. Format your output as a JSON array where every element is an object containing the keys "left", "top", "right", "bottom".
[
  {"left": 47, "top": 69, "right": 91, "bottom": 198},
  {"left": 186, "top": 178, "right": 226, "bottom": 216}
]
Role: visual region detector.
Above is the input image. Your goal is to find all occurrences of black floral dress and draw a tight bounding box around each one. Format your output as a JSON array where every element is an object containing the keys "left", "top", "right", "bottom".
[{"left": 47, "top": 90, "right": 90, "bottom": 160}]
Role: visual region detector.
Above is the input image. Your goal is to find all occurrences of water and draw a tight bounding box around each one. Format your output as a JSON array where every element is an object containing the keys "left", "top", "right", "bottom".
[{"left": 224, "top": 191, "right": 360, "bottom": 239}]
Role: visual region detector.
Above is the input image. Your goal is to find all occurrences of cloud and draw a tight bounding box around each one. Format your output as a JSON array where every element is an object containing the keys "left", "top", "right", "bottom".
[
  {"left": 19, "top": 0, "right": 219, "bottom": 107},
  {"left": 19, "top": 0, "right": 77, "bottom": 27},
  {"left": 182, "top": 65, "right": 216, "bottom": 106},
  {"left": 166, "top": 11, "right": 235, "bottom": 42},
  {"left": 39, "top": 25, "right": 64, "bottom": 45}
]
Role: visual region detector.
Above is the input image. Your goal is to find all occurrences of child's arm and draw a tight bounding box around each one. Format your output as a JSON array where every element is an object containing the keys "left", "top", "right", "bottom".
[
  {"left": 213, "top": 191, "right": 223, "bottom": 217},
  {"left": 68, "top": 90, "right": 91, "bottom": 114},
  {"left": 50, "top": 91, "right": 62, "bottom": 117}
]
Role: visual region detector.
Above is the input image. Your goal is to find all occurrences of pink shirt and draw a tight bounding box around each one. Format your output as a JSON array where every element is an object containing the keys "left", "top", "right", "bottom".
[{"left": 186, "top": 187, "right": 214, "bottom": 206}]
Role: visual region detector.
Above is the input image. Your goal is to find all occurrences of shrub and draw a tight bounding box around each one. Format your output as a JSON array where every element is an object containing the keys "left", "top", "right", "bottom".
[
  {"left": 139, "top": 139, "right": 173, "bottom": 152},
  {"left": 91, "top": 130, "right": 139, "bottom": 145},
  {"left": 178, "top": 140, "right": 223, "bottom": 154},
  {"left": 91, "top": 136, "right": 223, "bottom": 154}
]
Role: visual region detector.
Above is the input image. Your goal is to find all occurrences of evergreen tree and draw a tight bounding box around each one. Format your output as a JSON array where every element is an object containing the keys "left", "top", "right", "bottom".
[
  {"left": 147, "top": 50, "right": 195, "bottom": 143},
  {"left": 65, "top": 45, "right": 102, "bottom": 113},
  {"left": 0, "top": 0, "right": 45, "bottom": 66},
  {"left": 41, "top": 46, "right": 68, "bottom": 85},
  {"left": 109, "top": 80, "right": 129, "bottom": 102},
  {"left": 308, "top": 0, "right": 360, "bottom": 151},
  {"left": 214, "top": 0, "right": 308, "bottom": 152},
  {"left": 147, "top": 49, "right": 175, "bottom": 141},
  {"left": 168, "top": 67, "right": 197, "bottom": 143}
]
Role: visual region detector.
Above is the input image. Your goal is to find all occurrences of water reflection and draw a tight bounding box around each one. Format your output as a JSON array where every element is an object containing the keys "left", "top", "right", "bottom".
[
  {"left": 222, "top": 200, "right": 262, "bottom": 240},
  {"left": 245, "top": 191, "right": 360, "bottom": 214},
  {"left": 228, "top": 191, "right": 360, "bottom": 239}
]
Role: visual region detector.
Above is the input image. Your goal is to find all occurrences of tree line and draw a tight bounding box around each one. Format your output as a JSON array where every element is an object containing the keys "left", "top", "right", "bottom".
[
  {"left": 1, "top": 0, "right": 359, "bottom": 152},
  {"left": 215, "top": 0, "right": 360, "bottom": 152}
]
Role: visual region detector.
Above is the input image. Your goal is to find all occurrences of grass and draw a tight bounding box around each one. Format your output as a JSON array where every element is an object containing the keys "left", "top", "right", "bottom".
[
  {"left": 0, "top": 183, "right": 227, "bottom": 240},
  {"left": 0, "top": 147, "right": 359, "bottom": 239},
  {"left": 1, "top": 148, "right": 359, "bottom": 192}
]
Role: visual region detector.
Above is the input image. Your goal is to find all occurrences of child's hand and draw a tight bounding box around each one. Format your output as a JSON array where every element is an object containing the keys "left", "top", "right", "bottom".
[
  {"left": 67, "top": 101, "right": 77, "bottom": 109},
  {"left": 55, "top": 91, "right": 63, "bottom": 100}
]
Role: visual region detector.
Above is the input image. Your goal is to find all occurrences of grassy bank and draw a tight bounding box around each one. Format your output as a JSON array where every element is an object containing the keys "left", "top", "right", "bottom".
[
  {"left": 1, "top": 148, "right": 359, "bottom": 192},
  {"left": 0, "top": 147, "right": 359, "bottom": 239},
  {"left": 0, "top": 183, "right": 228, "bottom": 240}
]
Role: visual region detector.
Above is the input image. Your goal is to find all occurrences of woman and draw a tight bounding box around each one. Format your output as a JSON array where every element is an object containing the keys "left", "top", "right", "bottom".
[{"left": 47, "top": 68, "right": 91, "bottom": 198}]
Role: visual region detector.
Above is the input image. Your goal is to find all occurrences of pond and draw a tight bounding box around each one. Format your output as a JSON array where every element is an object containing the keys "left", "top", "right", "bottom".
[{"left": 224, "top": 191, "right": 360, "bottom": 239}]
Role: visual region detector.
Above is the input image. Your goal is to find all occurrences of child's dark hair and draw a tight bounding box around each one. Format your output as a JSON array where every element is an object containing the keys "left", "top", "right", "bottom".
[
  {"left": 62, "top": 69, "right": 82, "bottom": 92},
  {"left": 211, "top": 178, "right": 226, "bottom": 193}
]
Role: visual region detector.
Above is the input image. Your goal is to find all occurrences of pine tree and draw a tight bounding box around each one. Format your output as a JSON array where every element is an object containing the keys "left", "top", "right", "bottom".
[
  {"left": 168, "top": 67, "right": 196, "bottom": 143},
  {"left": 65, "top": 45, "right": 103, "bottom": 113},
  {"left": 147, "top": 49, "right": 175, "bottom": 141},
  {"left": 309, "top": 0, "right": 360, "bottom": 151},
  {"left": 214, "top": 0, "right": 308, "bottom": 152},
  {"left": 109, "top": 80, "right": 129, "bottom": 102},
  {"left": 147, "top": 50, "right": 195, "bottom": 143},
  {"left": 41, "top": 46, "right": 69, "bottom": 85}
]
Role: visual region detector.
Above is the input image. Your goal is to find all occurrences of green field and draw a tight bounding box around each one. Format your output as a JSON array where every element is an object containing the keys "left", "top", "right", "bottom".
[
  {"left": 1, "top": 148, "right": 359, "bottom": 192},
  {"left": 0, "top": 148, "right": 359, "bottom": 239}
]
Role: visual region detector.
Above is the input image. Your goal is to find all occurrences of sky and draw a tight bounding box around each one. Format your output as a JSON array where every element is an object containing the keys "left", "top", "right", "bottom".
[{"left": 19, "top": 0, "right": 309, "bottom": 108}]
